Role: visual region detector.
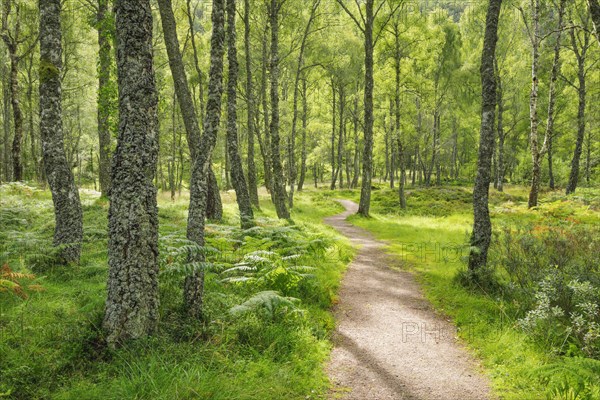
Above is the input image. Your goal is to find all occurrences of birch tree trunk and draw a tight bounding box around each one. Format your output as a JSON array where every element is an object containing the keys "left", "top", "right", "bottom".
[
  {"left": 542, "top": 0, "right": 566, "bottom": 193},
  {"left": 39, "top": 0, "right": 83, "bottom": 264},
  {"left": 96, "top": 0, "right": 115, "bottom": 197},
  {"left": 566, "top": 25, "right": 590, "bottom": 195},
  {"left": 496, "top": 70, "right": 505, "bottom": 192},
  {"left": 2, "top": 63, "right": 10, "bottom": 182},
  {"left": 183, "top": 0, "right": 222, "bottom": 220},
  {"left": 1, "top": 1, "right": 24, "bottom": 182},
  {"left": 392, "top": 25, "right": 406, "bottom": 208},
  {"left": 288, "top": 0, "right": 319, "bottom": 206},
  {"left": 351, "top": 91, "right": 359, "bottom": 189},
  {"left": 267, "top": 0, "right": 290, "bottom": 219},
  {"left": 103, "top": 0, "right": 160, "bottom": 346},
  {"left": 258, "top": 28, "right": 272, "bottom": 192},
  {"left": 330, "top": 83, "right": 337, "bottom": 190},
  {"left": 297, "top": 77, "right": 308, "bottom": 191},
  {"left": 185, "top": 0, "right": 226, "bottom": 318},
  {"left": 468, "top": 0, "right": 502, "bottom": 272},
  {"left": 588, "top": 0, "right": 600, "bottom": 44},
  {"left": 336, "top": 87, "right": 345, "bottom": 189},
  {"left": 225, "top": 0, "right": 254, "bottom": 228},
  {"left": 243, "top": 0, "right": 259, "bottom": 207},
  {"left": 527, "top": 0, "right": 565, "bottom": 206},
  {"left": 525, "top": 0, "right": 541, "bottom": 208},
  {"left": 357, "top": 0, "right": 374, "bottom": 216}
]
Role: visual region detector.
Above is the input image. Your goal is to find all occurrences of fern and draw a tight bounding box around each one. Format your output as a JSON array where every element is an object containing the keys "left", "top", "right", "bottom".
[
  {"left": 532, "top": 357, "right": 600, "bottom": 400},
  {"left": 229, "top": 290, "right": 300, "bottom": 318},
  {"left": 220, "top": 250, "right": 316, "bottom": 295},
  {"left": 0, "top": 264, "right": 43, "bottom": 299}
]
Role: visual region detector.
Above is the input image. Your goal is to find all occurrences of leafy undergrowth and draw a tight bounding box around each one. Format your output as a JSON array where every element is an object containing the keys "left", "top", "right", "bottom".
[
  {"left": 0, "top": 183, "right": 352, "bottom": 399},
  {"left": 340, "top": 185, "right": 600, "bottom": 400}
]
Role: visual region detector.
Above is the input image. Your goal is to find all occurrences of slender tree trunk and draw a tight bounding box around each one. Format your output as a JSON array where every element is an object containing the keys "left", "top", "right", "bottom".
[
  {"left": 267, "top": 0, "right": 289, "bottom": 219},
  {"left": 169, "top": 94, "right": 177, "bottom": 201},
  {"left": 496, "top": 82, "right": 505, "bottom": 192},
  {"left": 288, "top": 0, "right": 319, "bottom": 205},
  {"left": 336, "top": 86, "right": 345, "bottom": 189},
  {"left": 2, "top": 66, "right": 10, "bottom": 182},
  {"left": 258, "top": 28, "right": 272, "bottom": 192},
  {"left": 206, "top": 168, "right": 223, "bottom": 219},
  {"left": 26, "top": 52, "right": 37, "bottom": 181},
  {"left": 351, "top": 91, "right": 359, "bottom": 189},
  {"left": 225, "top": 0, "right": 254, "bottom": 228},
  {"left": 451, "top": 118, "right": 458, "bottom": 179},
  {"left": 412, "top": 146, "right": 417, "bottom": 185},
  {"left": 389, "top": 104, "right": 395, "bottom": 189},
  {"left": 103, "top": 0, "right": 160, "bottom": 346},
  {"left": 566, "top": 27, "right": 589, "bottom": 195},
  {"left": 39, "top": 0, "right": 83, "bottom": 265},
  {"left": 526, "top": 0, "right": 542, "bottom": 208},
  {"left": 97, "top": 0, "right": 115, "bottom": 197},
  {"left": 159, "top": 0, "right": 224, "bottom": 216},
  {"left": 415, "top": 96, "right": 422, "bottom": 186},
  {"left": 1, "top": 1, "right": 30, "bottom": 183},
  {"left": 589, "top": 0, "right": 600, "bottom": 45},
  {"left": 345, "top": 128, "right": 351, "bottom": 188},
  {"left": 297, "top": 77, "right": 308, "bottom": 191},
  {"left": 243, "top": 0, "right": 259, "bottom": 207},
  {"left": 330, "top": 82, "right": 337, "bottom": 189},
  {"left": 183, "top": 0, "right": 222, "bottom": 218},
  {"left": 543, "top": 0, "right": 566, "bottom": 193},
  {"left": 186, "top": 0, "right": 205, "bottom": 124},
  {"left": 357, "top": 0, "right": 374, "bottom": 216},
  {"left": 185, "top": 0, "right": 226, "bottom": 318},
  {"left": 7, "top": 47, "right": 23, "bottom": 181},
  {"left": 468, "top": 0, "right": 502, "bottom": 272},
  {"left": 436, "top": 122, "right": 441, "bottom": 187},
  {"left": 393, "top": 40, "right": 405, "bottom": 208},
  {"left": 585, "top": 130, "right": 591, "bottom": 184},
  {"left": 384, "top": 115, "right": 389, "bottom": 182}
]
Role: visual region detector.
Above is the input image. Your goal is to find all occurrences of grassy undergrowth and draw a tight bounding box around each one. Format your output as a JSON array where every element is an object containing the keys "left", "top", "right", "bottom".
[
  {"left": 335, "top": 185, "right": 600, "bottom": 400},
  {"left": 0, "top": 183, "right": 351, "bottom": 399}
]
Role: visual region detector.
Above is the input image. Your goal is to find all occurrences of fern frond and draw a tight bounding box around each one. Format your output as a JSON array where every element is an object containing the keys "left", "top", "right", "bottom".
[{"left": 229, "top": 290, "right": 299, "bottom": 316}]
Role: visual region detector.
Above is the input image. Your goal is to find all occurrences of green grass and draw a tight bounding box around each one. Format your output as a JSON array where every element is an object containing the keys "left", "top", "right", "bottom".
[
  {"left": 0, "top": 183, "right": 353, "bottom": 400},
  {"left": 338, "top": 185, "right": 600, "bottom": 400},
  {"left": 3, "top": 181, "right": 598, "bottom": 399}
]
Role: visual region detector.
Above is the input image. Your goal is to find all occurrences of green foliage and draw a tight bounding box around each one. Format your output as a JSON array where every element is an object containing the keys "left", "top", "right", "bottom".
[
  {"left": 339, "top": 186, "right": 600, "bottom": 399},
  {"left": 0, "top": 264, "right": 42, "bottom": 299},
  {"left": 532, "top": 357, "right": 600, "bottom": 400},
  {"left": 229, "top": 290, "right": 300, "bottom": 319},
  {"left": 0, "top": 190, "right": 351, "bottom": 399}
]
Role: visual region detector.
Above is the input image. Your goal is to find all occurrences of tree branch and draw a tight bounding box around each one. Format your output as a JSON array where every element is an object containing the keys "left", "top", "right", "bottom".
[{"left": 335, "top": 0, "right": 365, "bottom": 33}]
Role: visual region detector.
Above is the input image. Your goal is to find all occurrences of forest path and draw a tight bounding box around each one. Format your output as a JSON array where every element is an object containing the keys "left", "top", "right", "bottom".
[{"left": 324, "top": 200, "right": 492, "bottom": 400}]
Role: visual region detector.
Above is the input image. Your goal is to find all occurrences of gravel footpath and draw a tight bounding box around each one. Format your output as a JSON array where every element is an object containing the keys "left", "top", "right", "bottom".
[{"left": 324, "top": 200, "right": 492, "bottom": 400}]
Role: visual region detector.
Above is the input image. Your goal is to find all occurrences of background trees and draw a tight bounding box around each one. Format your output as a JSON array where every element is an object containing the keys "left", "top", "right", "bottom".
[{"left": 1, "top": 0, "right": 597, "bottom": 210}]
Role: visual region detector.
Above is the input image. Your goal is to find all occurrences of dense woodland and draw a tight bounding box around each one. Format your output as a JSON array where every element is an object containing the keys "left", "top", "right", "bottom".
[
  {"left": 1, "top": 0, "right": 600, "bottom": 398},
  {"left": 1, "top": 0, "right": 598, "bottom": 204}
]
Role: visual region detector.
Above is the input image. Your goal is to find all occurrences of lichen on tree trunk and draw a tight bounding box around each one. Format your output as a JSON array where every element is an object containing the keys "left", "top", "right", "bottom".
[
  {"left": 357, "top": 0, "right": 374, "bottom": 217},
  {"left": 185, "top": 0, "right": 226, "bottom": 318},
  {"left": 243, "top": 0, "right": 259, "bottom": 208},
  {"left": 39, "top": 0, "right": 84, "bottom": 264},
  {"left": 468, "top": 0, "right": 502, "bottom": 272},
  {"left": 268, "top": 0, "right": 290, "bottom": 220},
  {"left": 225, "top": 0, "right": 254, "bottom": 229},
  {"left": 103, "top": 0, "right": 160, "bottom": 346},
  {"left": 96, "top": 0, "right": 116, "bottom": 197}
]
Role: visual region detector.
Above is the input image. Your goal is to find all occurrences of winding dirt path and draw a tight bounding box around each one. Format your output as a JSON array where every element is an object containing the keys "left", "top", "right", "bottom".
[{"left": 324, "top": 200, "right": 492, "bottom": 400}]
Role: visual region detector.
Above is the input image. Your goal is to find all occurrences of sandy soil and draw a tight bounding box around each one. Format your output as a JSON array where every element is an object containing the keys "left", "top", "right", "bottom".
[{"left": 324, "top": 200, "right": 492, "bottom": 400}]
